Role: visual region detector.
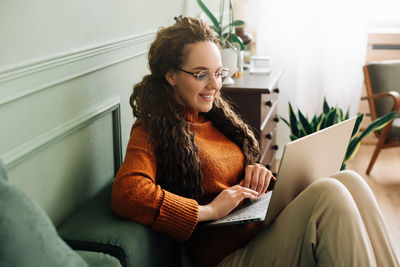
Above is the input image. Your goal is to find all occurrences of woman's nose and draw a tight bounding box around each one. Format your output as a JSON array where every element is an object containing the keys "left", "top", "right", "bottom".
[{"left": 207, "top": 74, "right": 221, "bottom": 89}]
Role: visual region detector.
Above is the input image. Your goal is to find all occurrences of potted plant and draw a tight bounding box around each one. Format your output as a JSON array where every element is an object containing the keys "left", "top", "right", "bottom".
[
  {"left": 280, "top": 98, "right": 396, "bottom": 170},
  {"left": 197, "top": 0, "right": 245, "bottom": 84}
]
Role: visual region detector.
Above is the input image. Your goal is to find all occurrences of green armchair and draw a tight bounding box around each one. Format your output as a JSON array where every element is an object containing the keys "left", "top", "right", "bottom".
[
  {"left": 363, "top": 60, "right": 400, "bottom": 174},
  {"left": 0, "top": 159, "right": 121, "bottom": 267},
  {"left": 57, "top": 181, "right": 183, "bottom": 267},
  {"left": 0, "top": 158, "right": 183, "bottom": 267}
]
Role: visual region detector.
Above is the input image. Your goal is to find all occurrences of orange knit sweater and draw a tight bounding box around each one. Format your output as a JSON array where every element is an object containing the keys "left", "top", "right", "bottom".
[{"left": 111, "top": 112, "right": 266, "bottom": 266}]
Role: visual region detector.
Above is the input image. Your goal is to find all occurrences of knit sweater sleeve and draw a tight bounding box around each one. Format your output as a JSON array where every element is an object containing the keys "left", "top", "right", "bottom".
[{"left": 111, "top": 123, "right": 199, "bottom": 242}]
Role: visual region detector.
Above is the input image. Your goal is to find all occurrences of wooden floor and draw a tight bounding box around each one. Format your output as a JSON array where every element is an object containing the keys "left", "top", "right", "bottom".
[{"left": 346, "top": 143, "right": 400, "bottom": 257}]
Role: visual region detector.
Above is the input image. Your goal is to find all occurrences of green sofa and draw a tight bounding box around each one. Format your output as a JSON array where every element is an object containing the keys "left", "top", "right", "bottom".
[{"left": 0, "top": 159, "right": 183, "bottom": 267}]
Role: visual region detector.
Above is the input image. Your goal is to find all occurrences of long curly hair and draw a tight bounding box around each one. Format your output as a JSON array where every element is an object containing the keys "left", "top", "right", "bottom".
[{"left": 130, "top": 16, "right": 259, "bottom": 201}]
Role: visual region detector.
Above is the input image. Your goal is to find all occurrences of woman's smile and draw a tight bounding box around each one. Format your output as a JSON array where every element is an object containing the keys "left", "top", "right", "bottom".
[{"left": 199, "top": 91, "right": 215, "bottom": 102}]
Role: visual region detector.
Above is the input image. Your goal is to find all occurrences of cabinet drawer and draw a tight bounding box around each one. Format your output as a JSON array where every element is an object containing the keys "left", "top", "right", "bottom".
[
  {"left": 259, "top": 133, "right": 278, "bottom": 171},
  {"left": 260, "top": 89, "right": 279, "bottom": 124},
  {"left": 259, "top": 117, "right": 278, "bottom": 153}
]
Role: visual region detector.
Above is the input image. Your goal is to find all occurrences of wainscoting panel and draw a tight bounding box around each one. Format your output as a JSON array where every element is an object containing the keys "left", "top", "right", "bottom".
[
  {"left": 0, "top": 31, "right": 155, "bottom": 106},
  {"left": 0, "top": 30, "right": 151, "bottom": 226},
  {"left": 2, "top": 98, "right": 121, "bottom": 170},
  {"left": 5, "top": 99, "right": 122, "bottom": 225}
]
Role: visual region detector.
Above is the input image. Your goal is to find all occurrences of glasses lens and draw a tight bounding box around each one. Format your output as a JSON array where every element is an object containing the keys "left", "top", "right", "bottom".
[
  {"left": 197, "top": 70, "right": 211, "bottom": 86},
  {"left": 220, "top": 68, "right": 229, "bottom": 82},
  {"left": 196, "top": 69, "right": 230, "bottom": 86}
]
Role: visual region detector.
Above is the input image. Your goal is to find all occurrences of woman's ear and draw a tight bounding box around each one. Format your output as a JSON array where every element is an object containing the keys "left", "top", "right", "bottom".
[{"left": 165, "top": 69, "right": 176, "bottom": 87}]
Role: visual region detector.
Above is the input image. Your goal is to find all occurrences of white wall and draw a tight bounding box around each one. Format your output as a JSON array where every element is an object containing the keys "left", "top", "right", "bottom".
[{"left": 0, "top": 0, "right": 206, "bottom": 225}]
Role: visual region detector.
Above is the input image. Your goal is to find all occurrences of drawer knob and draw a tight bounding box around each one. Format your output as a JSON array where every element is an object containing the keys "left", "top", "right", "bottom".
[
  {"left": 272, "top": 145, "right": 279, "bottom": 150},
  {"left": 265, "top": 163, "right": 271, "bottom": 170},
  {"left": 265, "top": 100, "right": 273, "bottom": 107},
  {"left": 273, "top": 117, "right": 280, "bottom": 123},
  {"left": 265, "top": 132, "right": 272, "bottom": 139},
  {"left": 273, "top": 88, "right": 280, "bottom": 94}
]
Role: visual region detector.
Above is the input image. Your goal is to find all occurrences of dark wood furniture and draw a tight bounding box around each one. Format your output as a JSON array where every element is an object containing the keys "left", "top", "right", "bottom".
[{"left": 222, "top": 70, "right": 282, "bottom": 175}]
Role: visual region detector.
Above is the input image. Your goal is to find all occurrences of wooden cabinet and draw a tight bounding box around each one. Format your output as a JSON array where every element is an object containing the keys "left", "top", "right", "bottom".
[{"left": 222, "top": 70, "right": 282, "bottom": 175}]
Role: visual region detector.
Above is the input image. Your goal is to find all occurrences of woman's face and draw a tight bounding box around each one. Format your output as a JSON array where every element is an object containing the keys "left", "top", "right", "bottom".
[{"left": 166, "top": 41, "right": 223, "bottom": 113}]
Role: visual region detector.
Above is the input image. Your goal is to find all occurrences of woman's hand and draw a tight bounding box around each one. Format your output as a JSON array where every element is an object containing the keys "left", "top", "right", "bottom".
[
  {"left": 240, "top": 164, "right": 274, "bottom": 196},
  {"left": 198, "top": 185, "right": 259, "bottom": 222}
]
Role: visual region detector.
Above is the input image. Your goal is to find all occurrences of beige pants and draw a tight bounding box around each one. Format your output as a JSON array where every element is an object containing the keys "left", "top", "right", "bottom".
[{"left": 219, "top": 170, "right": 399, "bottom": 267}]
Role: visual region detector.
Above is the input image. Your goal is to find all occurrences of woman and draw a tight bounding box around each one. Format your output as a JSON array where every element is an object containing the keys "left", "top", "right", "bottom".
[{"left": 111, "top": 16, "right": 399, "bottom": 267}]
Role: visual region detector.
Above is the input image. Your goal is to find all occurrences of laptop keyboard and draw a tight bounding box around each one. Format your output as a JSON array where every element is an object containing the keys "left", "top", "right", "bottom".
[
  {"left": 209, "top": 191, "right": 272, "bottom": 225},
  {"left": 226, "top": 199, "right": 268, "bottom": 221}
]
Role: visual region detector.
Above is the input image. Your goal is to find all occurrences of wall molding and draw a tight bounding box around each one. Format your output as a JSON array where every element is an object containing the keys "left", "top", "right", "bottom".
[
  {"left": 1, "top": 97, "right": 122, "bottom": 170},
  {"left": 0, "top": 31, "right": 156, "bottom": 106}
]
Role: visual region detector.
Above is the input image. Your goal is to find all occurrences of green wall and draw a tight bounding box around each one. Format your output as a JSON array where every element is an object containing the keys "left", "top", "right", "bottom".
[{"left": 0, "top": 0, "right": 218, "bottom": 225}]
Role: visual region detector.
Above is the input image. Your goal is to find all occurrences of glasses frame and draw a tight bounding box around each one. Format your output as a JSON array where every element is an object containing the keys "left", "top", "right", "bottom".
[{"left": 177, "top": 68, "right": 229, "bottom": 85}]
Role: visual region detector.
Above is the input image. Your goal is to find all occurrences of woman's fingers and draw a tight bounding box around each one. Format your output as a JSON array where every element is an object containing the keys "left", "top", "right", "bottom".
[
  {"left": 260, "top": 170, "right": 273, "bottom": 194},
  {"left": 242, "top": 164, "right": 274, "bottom": 195},
  {"left": 250, "top": 164, "right": 261, "bottom": 191},
  {"left": 209, "top": 185, "right": 259, "bottom": 220},
  {"left": 230, "top": 184, "right": 258, "bottom": 197},
  {"left": 237, "top": 185, "right": 259, "bottom": 200},
  {"left": 256, "top": 165, "right": 267, "bottom": 193},
  {"left": 243, "top": 165, "right": 254, "bottom": 188}
]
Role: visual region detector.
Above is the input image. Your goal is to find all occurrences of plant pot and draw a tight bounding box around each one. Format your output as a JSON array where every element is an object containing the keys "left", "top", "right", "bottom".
[{"left": 220, "top": 48, "right": 238, "bottom": 85}]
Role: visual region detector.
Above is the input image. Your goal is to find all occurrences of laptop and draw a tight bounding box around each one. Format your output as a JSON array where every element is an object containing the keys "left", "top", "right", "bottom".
[{"left": 207, "top": 116, "right": 357, "bottom": 227}]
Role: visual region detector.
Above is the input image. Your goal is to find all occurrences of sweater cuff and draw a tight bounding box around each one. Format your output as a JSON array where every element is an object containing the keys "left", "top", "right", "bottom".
[{"left": 153, "top": 190, "right": 199, "bottom": 242}]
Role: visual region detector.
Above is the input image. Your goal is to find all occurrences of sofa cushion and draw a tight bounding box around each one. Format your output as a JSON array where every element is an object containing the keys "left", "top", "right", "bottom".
[
  {"left": 76, "top": 250, "right": 122, "bottom": 267},
  {"left": 0, "top": 160, "right": 88, "bottom": 267},
  {"left": 58, "top": 181, "right": 182, "bottom": 267}
]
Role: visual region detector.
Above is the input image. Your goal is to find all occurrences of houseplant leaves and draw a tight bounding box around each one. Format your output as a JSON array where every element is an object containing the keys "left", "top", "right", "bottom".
[{"left": 280, "top": 97, "right": 396, "bottom": 169}]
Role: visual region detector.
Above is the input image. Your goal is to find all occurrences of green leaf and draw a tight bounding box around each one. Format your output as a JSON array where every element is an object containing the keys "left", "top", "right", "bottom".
[
  {"left": 311, "top": 115, "right": 318, "bottom": 132},
  {"left": 317, "top": 113, "right": 323, "bottom": 122},
  {"left": 341, "top": 162, "right": 346, "bottom": 170},
  {"left": 226, "top": 33, "right": 245, "bottom": 50},
  {"left": 279, "top": 115, "right": 290, "bottom": 127},
  {"left": 351, "top": 113, "right": 364, "bottom": 138},
  {"left": 290, "top": 134, "right": 298, "bottom": 141},
  {"left": 344, "top": 137, "right": 361, "bottom": 163},
  {"left": 333, "top": 111, "right": 341, "bottom": 124},
  {"left": 356, "top": 111, "right": 396, "bottom": 142},
  {"left": 289, "top": 103, "right": 299, "bottom": 137},
  {"left": 323, "top": 97, "right": 330, "bottom": 114},
  {"left": 317, "top": 115, "right": 326, "bottom": 131},
  {"left": 324, "top": 108, "right": 338, "bottom": 128},
  {"left": 221, "top": 20, "right": 245, "bottom": 33},
  {"left": 232, "top": 19, "right": 245, "bottom": 27},
  {"left": 339, "top": 108, "right": 344, "bottom": 121},
  {"left": 344, "top": 109, "right": 350, "bottom": 120},
  {"left": 344, "top": 111, "right": 396, "bottom": 163},
  {"left": 197, "top": 0, "right": 220, "bottom": 32},
  {"left": 298, "top": 109, "right": 313, "bottom": 135}
]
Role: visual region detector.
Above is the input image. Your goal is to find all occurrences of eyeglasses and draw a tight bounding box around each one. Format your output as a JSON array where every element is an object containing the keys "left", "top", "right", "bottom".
[{"left": 177, "top": 68, "right": 230, "bottom": 86}]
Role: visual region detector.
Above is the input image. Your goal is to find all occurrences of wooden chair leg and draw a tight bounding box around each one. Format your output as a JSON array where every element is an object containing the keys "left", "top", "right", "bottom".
[
  {"left": 366, "top": 141, "right": 384, "bottom": 174},
  {"left": 366, "top": 121, "right": 394, "bottom": 175}
]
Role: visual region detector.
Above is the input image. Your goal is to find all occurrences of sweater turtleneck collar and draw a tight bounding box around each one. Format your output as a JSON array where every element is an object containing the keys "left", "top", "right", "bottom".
[{"left": 178, "top": 105, "right": 206, "bottom": 123}]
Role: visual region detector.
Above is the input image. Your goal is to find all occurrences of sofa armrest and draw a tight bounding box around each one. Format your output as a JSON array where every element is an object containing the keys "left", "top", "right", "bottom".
[{"left": 57, "top": 181, "right": 182, "bottom": 267}]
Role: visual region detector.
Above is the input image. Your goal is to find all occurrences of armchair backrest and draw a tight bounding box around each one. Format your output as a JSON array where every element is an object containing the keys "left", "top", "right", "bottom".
[
  {"left": 0, "top": 159, "right": 88, "bottom": 267},
  {"left": 0, "top": 159, "right": 8, "bottom": 181},
  {"left": 366, "top": 60, "right": 400, "bottom": 118}
]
